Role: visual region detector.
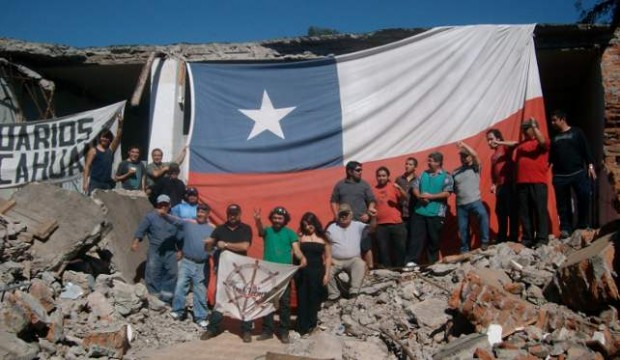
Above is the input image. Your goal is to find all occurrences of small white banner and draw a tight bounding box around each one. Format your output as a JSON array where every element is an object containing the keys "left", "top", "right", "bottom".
[
  {"left": 0, "top": 101, "right": 126, "bottom": 188},
  {"left": 215, "top": 251, "right": 298, "bottom": 321}
]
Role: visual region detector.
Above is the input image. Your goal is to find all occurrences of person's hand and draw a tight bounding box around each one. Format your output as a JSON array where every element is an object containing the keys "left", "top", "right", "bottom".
[
  {"left": 176, "top": 251, "right": 183, "bottom": 261},
  {"left": 217, "top": 241, "right": 227, "bottom": 250},
  {"left": 393, "top": 182, "right": 404, "bottom": 192},
  {"left": 127, "top": 167, "right": 137, "bottom": 174},
  {"left": 359, "top": 213, "right": 370, "bottom": 222},
  {"left": 367, "top": 208, "right": 377, "bottom": 217},
  {"left": 456, "top": 141, "right": 464, "bottom": 149},
  {"left": 82, "top": 182, "right": 89, "bottom": 194},
  {"left": 489, "top": 139, "right": 499, "bottom": 147},
  {"left": 490, "top": 184, "right": 497, "bottom": 194},
  {"left": 131, "top": 241, "right": 140, "bottom": 252},
  {"left": 299, "top": 256, "right": 307, "bottom": 268},
  {"left": 588, "top": 166, "right": 597, "bottom": 181},
  {"left": 322, "top": 273, "right": 330, "bottom": 286},
  {"left": 253, "top": 208, "right": 261, "bottom": 221}
]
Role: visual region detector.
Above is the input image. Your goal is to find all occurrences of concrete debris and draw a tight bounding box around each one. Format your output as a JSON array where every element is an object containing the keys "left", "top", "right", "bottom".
[
  {"left": 547, "top": 233, "right": 619, "bottom": 312},
  {"left": 0, "top": 182, "right": 619, "bottom": 359}
]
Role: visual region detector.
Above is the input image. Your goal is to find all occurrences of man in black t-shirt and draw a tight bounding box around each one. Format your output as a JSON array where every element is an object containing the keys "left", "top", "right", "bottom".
[
  {"left": 201, "top": 204, "right": 254, "bottom": 343},
  {"left": 549, "top": 110, "right": 596, "bottom": 238}
]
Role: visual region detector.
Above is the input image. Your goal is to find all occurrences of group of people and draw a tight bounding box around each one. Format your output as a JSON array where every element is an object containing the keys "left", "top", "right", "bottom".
[
  {"left": 328, "top": 111, "right": 596, "bottom": 275},
  {"left": 81, "top": 109, "right": 596, "bottom": 344}
]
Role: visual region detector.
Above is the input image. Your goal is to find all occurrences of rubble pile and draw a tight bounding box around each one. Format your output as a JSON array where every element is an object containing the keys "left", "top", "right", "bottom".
[
  {"left": 1, "top": 183, "right": 619, "bottom": 360},
  {"left": 0, "top": 183, "right": 207, "bottom": 360},
  {"left": 291, "top": 232, "right": 620, "bottom": 360}
]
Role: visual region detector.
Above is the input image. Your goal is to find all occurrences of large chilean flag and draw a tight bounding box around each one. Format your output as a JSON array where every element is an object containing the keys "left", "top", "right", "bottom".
[{"left": 187, "top": 24, "right": 556, "bottom": 258}]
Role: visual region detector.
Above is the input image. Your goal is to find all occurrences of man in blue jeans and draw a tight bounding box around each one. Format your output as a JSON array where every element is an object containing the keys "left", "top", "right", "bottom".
[
  {"left": 453, "top": 142, "right": 490, "bottom": 253},
  {"left": 170, "top": 204, "right": 214, "bottom": 329},
  {"left": 131, "top": 195, "right": 179, "bottom": 303},
  {"left": 549, "top": 110, "right": 596, "bottom": 238}
]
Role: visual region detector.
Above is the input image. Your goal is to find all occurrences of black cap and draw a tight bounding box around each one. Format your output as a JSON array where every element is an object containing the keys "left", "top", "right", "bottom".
[
  {"left": 185, "top": 187, "right": 198, "bottom": 197},
  {"left": 227, "top": 204, "right": 241, "bottom": 215}
]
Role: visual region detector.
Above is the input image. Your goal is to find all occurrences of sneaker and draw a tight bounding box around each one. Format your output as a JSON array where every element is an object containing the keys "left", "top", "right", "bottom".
[
  {"left": 280, "top": 332, "right": 290, "bottom": 344},
  {"left": 559, "top": 231, "right": 570, "bottom": 240},
  {"left": 480, "top": 243, "right": 489, "bottom": 251},
  {"left": 200, "top": 330, "right": 222, "bottom": 341},
  {"left": 403, "top": 262, "right": 419, "bottom": 272},
  {"left": 256, "top": 333, "right": 273, "bottom": 341},
  {"left": 196, "top": 320, "right": 209, "bottom": 329},
  {"left": 242, "top": 332, "right": 252, "bottom": 343},
  {"left": 169, "top": 312, "right": 183, "bottom": 321}
]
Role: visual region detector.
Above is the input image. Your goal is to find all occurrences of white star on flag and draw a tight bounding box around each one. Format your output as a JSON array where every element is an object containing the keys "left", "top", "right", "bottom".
[{"left": 239, "top": 90, "right": 296, "bottom": 140}]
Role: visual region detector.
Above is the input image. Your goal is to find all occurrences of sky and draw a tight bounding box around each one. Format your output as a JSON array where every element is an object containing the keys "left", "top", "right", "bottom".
[{"left": 1, "top": 0, "right": 601, "bottom": 48}]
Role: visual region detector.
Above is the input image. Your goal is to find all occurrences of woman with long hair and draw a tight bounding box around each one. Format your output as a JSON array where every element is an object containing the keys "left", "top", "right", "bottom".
[{"left": 295, "top": 212, "right": 331, "bottom": 337}]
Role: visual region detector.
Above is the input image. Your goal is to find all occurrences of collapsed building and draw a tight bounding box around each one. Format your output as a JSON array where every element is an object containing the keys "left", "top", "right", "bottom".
[{"left": 1, "top": 24, "right": 620, "bottom": 359}]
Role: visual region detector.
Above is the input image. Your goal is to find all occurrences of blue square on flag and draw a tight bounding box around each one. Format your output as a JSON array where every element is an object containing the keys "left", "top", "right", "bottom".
[{"left": 189, "top": 59, "right": 343, "bottom": 174}]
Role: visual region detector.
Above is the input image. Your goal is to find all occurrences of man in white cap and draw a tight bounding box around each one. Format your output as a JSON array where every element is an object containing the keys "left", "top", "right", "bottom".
[
  {"left": 325, "top": 203, "right": 376, "bottom": 303},
  {"left": 131, "top": 194, "right": 180, "bottom": 303}
]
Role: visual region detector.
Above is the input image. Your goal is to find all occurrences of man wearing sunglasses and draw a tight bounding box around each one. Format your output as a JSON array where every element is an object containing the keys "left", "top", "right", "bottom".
[{"left": 330, "top": 161, "right": 377, "bottom": 223}]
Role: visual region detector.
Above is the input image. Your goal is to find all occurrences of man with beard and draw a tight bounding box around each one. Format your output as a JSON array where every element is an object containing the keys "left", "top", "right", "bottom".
[
  {"left": 82, "top": 115, "right": 123, "bottom": 194},
  {"left": 254, "top": 206, "right": 306, "bottom": 344}
]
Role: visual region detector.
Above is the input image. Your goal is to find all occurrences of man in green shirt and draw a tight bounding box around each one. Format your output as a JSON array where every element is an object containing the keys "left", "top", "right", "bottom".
[{"left": 254, "top": 206, "right": 306, "bottom": 344}]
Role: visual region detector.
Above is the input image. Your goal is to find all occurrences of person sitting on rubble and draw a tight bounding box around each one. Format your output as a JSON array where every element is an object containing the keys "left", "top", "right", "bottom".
[
  {"left": 253, "top": 206, "right": 306, "bottom": 344},
  {"left": 149, "top": 163, "right": 186, "bottom": 208},
  {"left": 82, "top": 114, "right": 123, "bottom": 194},
  {"left": 171, "top": 187, "right": 200, "bottom": 220},
  {"left": 115, "top": 145, "right": 146, "bottom": 191},
  {"left": 146, "top": 146, "right": 187, "bottom": 193},
  {"left": 325, "top": 203, "right": 376, "bottom": 304},
  {"left": 169, "top": 203, "right": 214, "bottom": 330},
  {"left": 131, "top": 194, "right": 179, "bottom": 304}
]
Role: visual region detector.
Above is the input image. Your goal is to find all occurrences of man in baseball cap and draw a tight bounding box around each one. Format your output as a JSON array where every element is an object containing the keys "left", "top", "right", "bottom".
[{"left": 131, "top": 193, "right": 179, "bottom": 304}]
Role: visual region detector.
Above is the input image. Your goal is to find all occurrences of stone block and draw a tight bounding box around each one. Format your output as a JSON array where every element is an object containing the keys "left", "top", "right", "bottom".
[
  {"left": 7, "top": 290, "right": 49, "bottom": 326},
  {"left": 0, "top": 303, "right": 28, "bottom": 334},
  {"left": 548, "top": 234, "right": 619, "bottom": 312},
  {"left": 86, "top": 291, "right": 116, "bottom": 322},
  {"left": 82, "top": 324, "right": 128, "bottom": 358},
  {"left": 449, "top": 271, "right": 538, "bottom": 337},
  {"left": 13, "top": 183, "right": 109, "bottom": 274},
  {"left": 92, "top": 191, "right": 153, "bottom": 284},
  {"left": 405, "top": 298, "right": 449, "bottom": 329},
  {"left": 29, "top": 278, "right": 56, "bottom": 313},
  {"left": 45, "top": 311, "right": 64, "bottom": 343},
  {"left": 0, "top": 330, "right": 39, "bottom": 360}
]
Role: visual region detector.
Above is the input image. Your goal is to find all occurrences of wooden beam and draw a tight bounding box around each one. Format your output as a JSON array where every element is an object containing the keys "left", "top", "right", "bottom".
[{"left": 130, "top": 52, "right": 162, "bottom": 107}]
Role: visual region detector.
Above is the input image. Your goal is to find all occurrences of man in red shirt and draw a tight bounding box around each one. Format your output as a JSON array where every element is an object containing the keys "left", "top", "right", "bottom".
[
  {"left": 373, "top": 166, "right": 407, "bottom": 267},
  {"left": 494, "top": 118, "right": 549, "bottom": 247},
  {"left": 486, "top": 129, "right": 518, "bottom": 243}
]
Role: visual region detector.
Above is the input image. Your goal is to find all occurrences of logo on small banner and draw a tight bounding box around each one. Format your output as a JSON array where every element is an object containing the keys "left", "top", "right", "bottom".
[{"left": 215, "top": 251, "right": 298, "bottom": 321}]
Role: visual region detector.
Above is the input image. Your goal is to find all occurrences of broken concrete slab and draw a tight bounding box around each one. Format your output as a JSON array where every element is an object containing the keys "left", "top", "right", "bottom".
[
  {"left": 0, "top": 330, "right": 39, "bottom": 360},
  {"left": 405, "top": 298, "right": 450, "bottom": 329},
  {"left": 92, "top": 190, "right": 153, "bottom": 284},
  {"left": 547, "top": 233, "right": 619, "bottom": 313},
  {"left": 11, "top": 183, "right": 109, "bottom": 274}
]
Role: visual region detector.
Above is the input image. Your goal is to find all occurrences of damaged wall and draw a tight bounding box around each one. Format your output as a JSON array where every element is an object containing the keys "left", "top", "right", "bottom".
[{"left": 0, "top": 25, "right": 618, "bottom": 223}]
